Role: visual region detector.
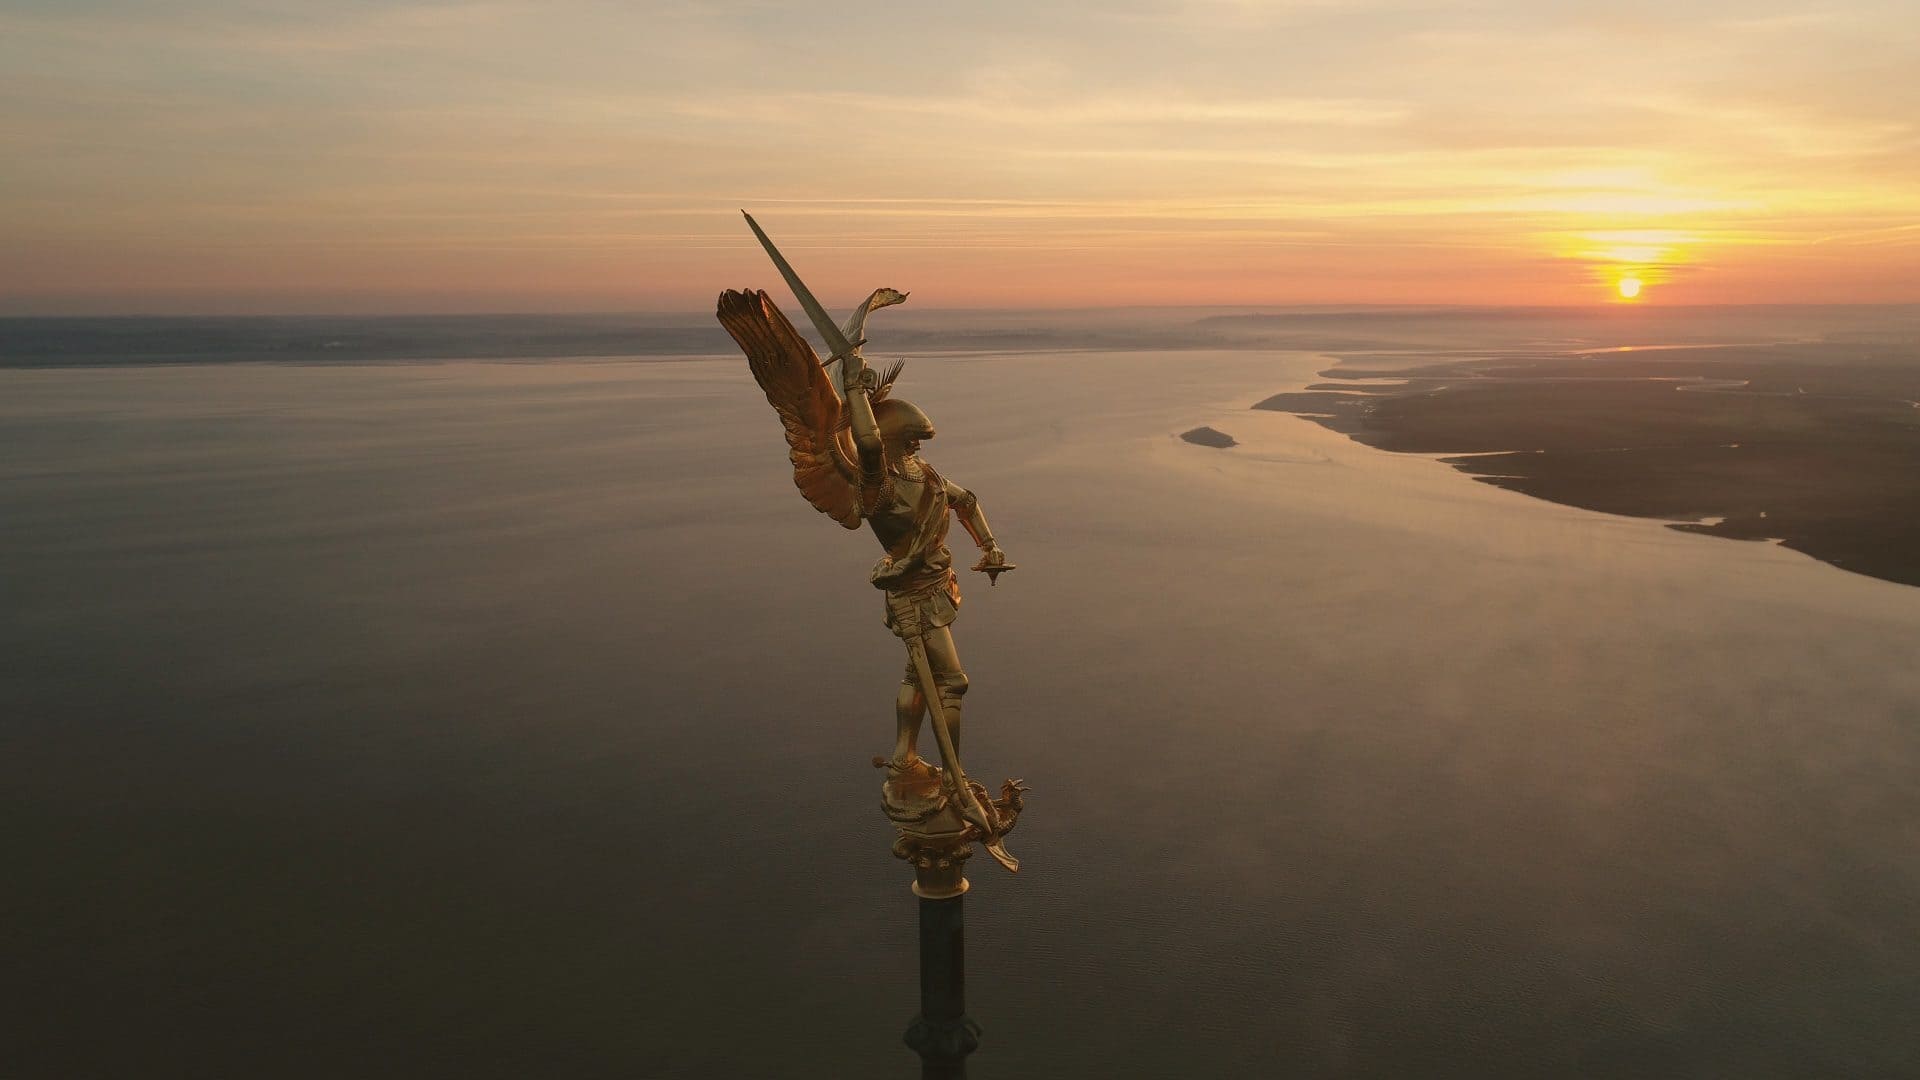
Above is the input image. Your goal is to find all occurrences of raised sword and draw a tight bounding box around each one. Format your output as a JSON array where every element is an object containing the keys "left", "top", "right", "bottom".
[{"left": 741, "top": 211, "right": 869, "bottom": 373}]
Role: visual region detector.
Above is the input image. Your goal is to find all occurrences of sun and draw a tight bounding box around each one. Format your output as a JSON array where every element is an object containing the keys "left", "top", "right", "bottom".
[{"left": 1616, "top": 275, "right": 1644, "bottom": 300}]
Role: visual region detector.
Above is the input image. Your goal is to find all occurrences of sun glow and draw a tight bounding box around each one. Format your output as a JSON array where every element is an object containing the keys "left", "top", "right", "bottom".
[{"left": 1551, "top": 228, "right": 1694, "bottom": 305}]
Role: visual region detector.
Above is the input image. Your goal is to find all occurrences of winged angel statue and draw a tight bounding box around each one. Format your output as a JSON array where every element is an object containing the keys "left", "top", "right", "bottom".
[{"left": 717, "top": 213, "right": 1025, "bottom": 875}]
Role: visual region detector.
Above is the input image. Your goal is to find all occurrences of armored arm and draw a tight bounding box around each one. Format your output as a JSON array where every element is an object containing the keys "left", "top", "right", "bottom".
[
  {"left": 945, "top": 479, "right": 1004, "bottom": 559},
  {"left": 845, "top": 371, "right": 886, "bottom": 491}
]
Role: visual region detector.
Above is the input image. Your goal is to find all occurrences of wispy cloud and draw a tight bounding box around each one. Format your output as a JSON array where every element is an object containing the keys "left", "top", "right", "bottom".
[{"left": 1, "top": 0, "right": 1916, "bottom": 310}]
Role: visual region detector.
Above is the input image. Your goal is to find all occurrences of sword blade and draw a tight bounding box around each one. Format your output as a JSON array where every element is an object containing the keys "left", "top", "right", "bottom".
[{"left": 741, "top": 211, "right": 859, "bottom": 363}]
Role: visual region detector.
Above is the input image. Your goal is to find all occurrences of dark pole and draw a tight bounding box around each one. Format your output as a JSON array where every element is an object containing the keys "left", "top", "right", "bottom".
[
  {"left": 885, "top": 770, "right": 1021, "bottom": 1077},
  {"left": 903, "top": 891, "right": 979, "bottom": 1078}
]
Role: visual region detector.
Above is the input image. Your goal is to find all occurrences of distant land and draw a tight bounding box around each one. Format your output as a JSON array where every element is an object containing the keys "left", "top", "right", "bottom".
[
  {"left": 1259, "top": 343, "right": 1920, "bottom": 588},
  {"left": 4, "top": 304, "right": 1917, "bottom": 367},
  {"left": 1180, "top": 425, "right": 1237, "bottom": 448}
]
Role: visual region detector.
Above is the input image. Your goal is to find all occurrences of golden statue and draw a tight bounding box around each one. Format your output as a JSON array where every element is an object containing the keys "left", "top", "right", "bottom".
[{"left": 717, "top": 213, "right": 1026, "bottom": 890}]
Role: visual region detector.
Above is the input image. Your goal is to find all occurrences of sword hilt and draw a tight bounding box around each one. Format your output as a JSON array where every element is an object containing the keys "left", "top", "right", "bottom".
[{"left": 971, "top": 559, "right": 1016, "bottom": 585}]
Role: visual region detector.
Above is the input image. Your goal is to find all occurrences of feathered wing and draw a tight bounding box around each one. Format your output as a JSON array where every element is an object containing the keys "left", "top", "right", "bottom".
[{"left": 716, "top": 289, "right": 863, "bottom": 529}]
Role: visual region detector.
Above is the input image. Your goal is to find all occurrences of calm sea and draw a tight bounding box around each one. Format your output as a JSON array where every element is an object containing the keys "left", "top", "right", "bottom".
[{"left": 5, "top": 309, "right": 1919, "bottom": 1078}]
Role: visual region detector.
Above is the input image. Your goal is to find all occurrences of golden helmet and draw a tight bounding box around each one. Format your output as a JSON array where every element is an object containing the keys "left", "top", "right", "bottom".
[{"left": 874, "top": 397, "right": 935, "bottom": 446}]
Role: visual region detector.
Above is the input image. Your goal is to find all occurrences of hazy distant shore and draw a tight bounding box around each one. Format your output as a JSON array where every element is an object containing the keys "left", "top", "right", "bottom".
[
  {"left": 6, "top": 304, "right": 1917, "bottom": 367},
  {"left": 1257, "top": 343, "right": 1920, "bottom": 587}
]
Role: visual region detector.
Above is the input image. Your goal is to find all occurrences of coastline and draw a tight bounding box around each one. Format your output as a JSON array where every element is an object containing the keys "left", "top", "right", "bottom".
[{"left": 1242, "top": 344, "right": 1920, "bottom": 589}]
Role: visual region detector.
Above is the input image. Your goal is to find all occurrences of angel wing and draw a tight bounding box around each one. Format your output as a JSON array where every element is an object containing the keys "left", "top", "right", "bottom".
[{"left": 716, "top": 289, "right": 863, "bottom": 529}]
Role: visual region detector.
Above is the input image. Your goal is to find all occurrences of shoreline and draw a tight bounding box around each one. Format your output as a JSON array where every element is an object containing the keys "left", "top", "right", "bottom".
[{"left": 1251, "top": 343, "right": 1920, "bottom": 588}]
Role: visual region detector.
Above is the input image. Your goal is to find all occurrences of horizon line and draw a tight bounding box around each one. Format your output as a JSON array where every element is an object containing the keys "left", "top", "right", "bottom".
[{"left": 6, "top": 300, "right": 1920, "bottom": 321}]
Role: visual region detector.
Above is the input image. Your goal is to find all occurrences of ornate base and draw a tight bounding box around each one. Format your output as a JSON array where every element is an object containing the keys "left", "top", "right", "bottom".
[
  {"left": 877, "top": 757, "right": 1028, "bottom": 892},
  {"left": 899, "top": 832, "right": 973, "bottom": 900}
]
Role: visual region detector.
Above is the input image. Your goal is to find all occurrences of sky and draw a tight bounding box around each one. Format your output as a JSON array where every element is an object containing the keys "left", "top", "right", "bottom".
[{"left": 1, "top": 0, "right": 1917, "bottom": 314}]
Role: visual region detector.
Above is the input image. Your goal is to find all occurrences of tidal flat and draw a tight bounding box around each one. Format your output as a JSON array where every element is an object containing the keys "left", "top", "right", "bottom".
[{"left": 1261, "top": 342, "right": 1920, "bottom": 587}]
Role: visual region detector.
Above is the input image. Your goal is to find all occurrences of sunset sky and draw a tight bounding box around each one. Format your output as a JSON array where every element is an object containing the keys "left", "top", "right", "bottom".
[{"left": 2, "top": 0, "right": 1917, "bottom": 313}]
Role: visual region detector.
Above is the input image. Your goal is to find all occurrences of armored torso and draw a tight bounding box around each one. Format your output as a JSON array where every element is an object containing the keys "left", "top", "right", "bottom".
[{"left": 867, "top": 455, "right": 961, "bottom": 633}]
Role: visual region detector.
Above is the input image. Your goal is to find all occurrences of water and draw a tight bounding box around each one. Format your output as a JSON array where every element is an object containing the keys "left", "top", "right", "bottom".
[{"left": 5, "top": 313, "right": 1920, "bottom": 1078}]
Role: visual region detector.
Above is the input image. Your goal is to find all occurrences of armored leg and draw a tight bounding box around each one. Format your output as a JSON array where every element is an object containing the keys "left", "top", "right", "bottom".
[
  {"left": 893, "top": 677, "right": 924, "bottom": 766},
  {"left": 894, "top": 626, "right": 968, "bottom": 766},
  {"left": 925, "top": 626, "right": 968, "bottom": 756}
]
